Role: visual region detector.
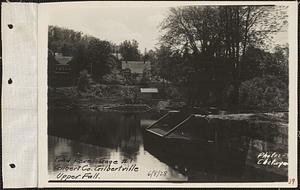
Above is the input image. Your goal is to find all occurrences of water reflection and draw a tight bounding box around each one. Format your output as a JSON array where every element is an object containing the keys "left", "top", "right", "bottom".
[
  {"left": 49, "top": 110, "right": 158, "bottom": 159},
  {"left": 48, "top": 110, "right": 186, "bottom": 181},
  {"left": 48, "top": 109, "right": 288, "bottom": 182}
]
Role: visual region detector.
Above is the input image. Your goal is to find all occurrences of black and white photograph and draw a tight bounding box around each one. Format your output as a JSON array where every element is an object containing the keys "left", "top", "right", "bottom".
[{"left": 46, "top": 2, "right": 291, "bottom": 183}]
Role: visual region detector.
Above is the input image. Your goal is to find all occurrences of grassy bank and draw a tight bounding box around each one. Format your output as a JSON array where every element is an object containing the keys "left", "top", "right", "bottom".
[{"left": 48, "top": 84, "right": 187, "bottom": 112}]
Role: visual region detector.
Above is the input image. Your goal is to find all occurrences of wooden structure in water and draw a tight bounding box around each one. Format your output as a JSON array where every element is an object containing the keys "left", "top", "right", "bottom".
[
  {"left": 106, "top": 104, "right": 152, "bottom": 113},
  {"left": 144, "top": 111, "right": 287, "bottom": 144},
  {"left": 143, "top": 111, "right": 288, "bottom": 176}
]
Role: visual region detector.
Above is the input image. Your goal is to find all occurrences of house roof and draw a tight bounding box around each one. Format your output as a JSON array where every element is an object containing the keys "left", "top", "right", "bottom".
[
  {"left": 122, "top": 61, "right": 150, "bottom": 74},
  {"left": 55, "top": 53, "right": 73, "bottom": 65},
  {"left": 140, "top": 88, "right": 158, "bottom": 93}
]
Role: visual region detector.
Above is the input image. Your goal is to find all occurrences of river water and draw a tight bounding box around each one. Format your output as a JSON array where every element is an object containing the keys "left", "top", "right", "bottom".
[{"left": 48, "top": 109, "right": 288, "bottom": 182}]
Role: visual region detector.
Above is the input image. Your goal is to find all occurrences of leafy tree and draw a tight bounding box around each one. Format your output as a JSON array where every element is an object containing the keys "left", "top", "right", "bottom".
[
  {"left": 86, "top": 38, "right": 112, "bottom": 80},
  {"left": 160, "top": 6, "right": 287, "bottom": 60},
  {"left": 159, "top": 5, "right": 288, "bottom": 105},
  {"left": 48, "top": 26, "right": 84, "bottom": 55},
  {"left": 69, "top": 44, "right": 88, "bottom": 79},
  {"left": 239, "top": 75, "right": 288, "bottom": 110},
  {"left": 119, "top": 40, "right": 141, "bottom": 61},
  {"left": 48, "top": 26, "right": 115, "bottom": 84},
  {"left": 240, "top": 46, "right": 266, "bottom": 80},
  {"left": 230, "top": 44, "right": 289, "bottom": 110},
  {"left": 240, "top": 44, "right": 288, "bottom": 82},
  {"left": 48, "top": 49, "right": 58, "bottom": 87},
  {"left": 271, "top": 44, "right": 288, "bottom": 83},
  {"left": 154, "top": 46, "right": 186, "bottom": 83},
  {"left": 143, "top": 49, "right": 156, "bottom": 63}
]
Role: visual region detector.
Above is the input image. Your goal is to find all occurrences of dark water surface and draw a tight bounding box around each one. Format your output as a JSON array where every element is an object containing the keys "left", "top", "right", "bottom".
[{"left": 48, "top": 109, "right": 288, "bottom": 182}]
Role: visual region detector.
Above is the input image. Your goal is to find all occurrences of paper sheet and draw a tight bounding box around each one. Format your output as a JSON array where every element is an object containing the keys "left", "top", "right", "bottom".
[
  {"left": 1, "top": 3, "right": 38, "bottom": 188},
  {"left": 1, "top": 1, "right": 298, "bottom": 188}
]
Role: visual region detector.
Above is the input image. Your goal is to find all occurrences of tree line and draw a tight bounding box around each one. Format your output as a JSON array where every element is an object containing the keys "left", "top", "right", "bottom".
[
  {"left": 48, "top": 5, "right": 289, "bottom": 110},
  {"left": 154, "top": 5, "right": 288, "bottom": 107},
  {"left": 48, "top": 26, "right": 142, "bottom": 81},
  {"left": 144, "top": 5, "right": 287, "bottom": 110}
]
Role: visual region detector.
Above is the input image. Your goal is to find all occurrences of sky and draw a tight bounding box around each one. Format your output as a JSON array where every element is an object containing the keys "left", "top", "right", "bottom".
[
  {"left": 46, "top": 2, "right": 288, "bottom": 52},
  {"left": 47, "top": 3, "right": 169, "bottom": 52}
]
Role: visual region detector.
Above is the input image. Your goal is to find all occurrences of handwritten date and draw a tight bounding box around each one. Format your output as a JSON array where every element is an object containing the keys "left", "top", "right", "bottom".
[{"left": 147, "top": 170, "right": 167, "bottom": 178}]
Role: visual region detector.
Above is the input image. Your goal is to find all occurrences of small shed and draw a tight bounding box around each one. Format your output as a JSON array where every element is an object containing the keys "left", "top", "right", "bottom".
[{"left": 140, "top": 88, "right": 159, "bottom": 99}]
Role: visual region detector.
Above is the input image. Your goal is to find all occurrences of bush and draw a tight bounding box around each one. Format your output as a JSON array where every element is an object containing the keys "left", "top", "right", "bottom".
[
  {"left": 239, "top": 75, "right": 288, "bottom": 110},
  {"left": 159, "top": 85, "right": 185, "bottom": 100},
  {"left": 102, "top": 72, "right": 125, "bottom": 85},
  {"left": 77, "top": 69, "right": 91, "bottom": 93},
  {"left": 120, "top": 86, "right": 139, "bottom": 104}
]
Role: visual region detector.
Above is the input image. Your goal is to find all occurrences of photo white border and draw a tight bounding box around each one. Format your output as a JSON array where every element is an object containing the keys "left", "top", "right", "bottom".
[{"left": 37, "top": 1, "right": 298, "bottom": 188}]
